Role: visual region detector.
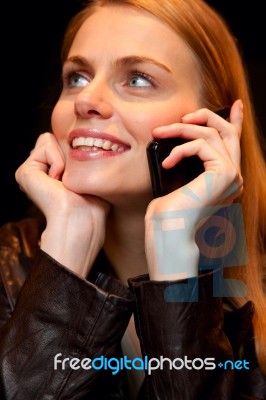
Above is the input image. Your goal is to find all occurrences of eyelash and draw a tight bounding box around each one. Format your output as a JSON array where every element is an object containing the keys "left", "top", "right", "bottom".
[
  {"left": 62, "top": 68, "right": 85, "bottom": 86},
  {"left": 127, "top": 70, "right": 157, "bottom": 87},
  {"left": 61, "top": 68, "right": 157, "bottom": 88}
]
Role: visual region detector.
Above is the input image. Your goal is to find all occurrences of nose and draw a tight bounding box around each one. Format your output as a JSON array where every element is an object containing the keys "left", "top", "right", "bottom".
[{"left": 74, "top": 78, "right": 114, "bottom": 119}]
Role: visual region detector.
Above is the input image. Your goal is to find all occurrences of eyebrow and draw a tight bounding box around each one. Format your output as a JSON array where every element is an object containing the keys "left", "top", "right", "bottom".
[
  {"left": 115, "top": 55, "right": 171, "bottom": 73},
  {"left": 64, "top": 55, "right": 171, "bottom": 73}
]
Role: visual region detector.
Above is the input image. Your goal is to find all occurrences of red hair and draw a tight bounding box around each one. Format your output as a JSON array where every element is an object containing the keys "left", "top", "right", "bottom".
[{"left": 61, "top": 0, "right": 266, "bottom": 372}]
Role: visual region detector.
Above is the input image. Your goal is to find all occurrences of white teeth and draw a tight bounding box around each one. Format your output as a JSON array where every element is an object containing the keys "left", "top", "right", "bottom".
[
  {"left": 94, "top": 138, "right": 103, "bottom": 148},
  {"left": 72, "top": 137, "right": 125, "bottom": 151},
  {"left": 111, "top": 144, "right": 119, "bottom": 151}
]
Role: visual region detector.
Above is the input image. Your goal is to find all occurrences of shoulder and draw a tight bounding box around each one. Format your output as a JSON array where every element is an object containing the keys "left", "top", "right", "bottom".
[
  {"left": 0, "top": 218, "right": 45, "bottom": 314},
  {"left": 0, "top": 217, "right": 45, "bottom": 258}
]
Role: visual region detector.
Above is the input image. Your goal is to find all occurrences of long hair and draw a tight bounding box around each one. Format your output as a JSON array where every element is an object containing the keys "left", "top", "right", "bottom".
[{"left": 61, "top": 0, "right": 266, "bottom": 372}]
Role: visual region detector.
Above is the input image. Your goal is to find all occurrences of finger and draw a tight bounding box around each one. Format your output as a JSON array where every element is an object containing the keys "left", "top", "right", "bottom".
[
  {"left": 200, "top": 101, "right": 243, "bottom": 168},
  {"left": 154, "top": 104, "right": 242, "bottom": 170},
  {"left": 162, "top": 137, "right": 241, "bottom": 186},
  {"left": 154, "top": 122, "right": 231, "bottom": 161},
  {"left": 30, "top": 133, "right": 65, "bottom": 179},
  {"left": 228, "top": 99, "right": 243, "bottom": 139},
  {"left": 164, "top": 135, "right": 243, "bottom": 193},
  {"left": 153, "top": 107, "right": 234, "bottom": 159},
  {"left": 33, "top": 132, "right": 54, "bottom": 149},
  {"left": 218, "top": 100, "right": 243, "bottom": 168}
]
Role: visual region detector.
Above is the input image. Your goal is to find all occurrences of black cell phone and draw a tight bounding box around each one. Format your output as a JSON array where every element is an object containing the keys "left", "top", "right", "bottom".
[{"left": 146, "top": 107, "right": 230, "bottom": 198}]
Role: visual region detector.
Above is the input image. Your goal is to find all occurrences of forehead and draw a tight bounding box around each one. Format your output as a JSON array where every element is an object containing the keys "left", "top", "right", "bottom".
[{"left": 68, "top": 5, "right": 198, "bottom": 72}]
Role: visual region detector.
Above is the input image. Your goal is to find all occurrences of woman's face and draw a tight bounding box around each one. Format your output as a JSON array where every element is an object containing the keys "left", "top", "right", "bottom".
[{"left": 51, "top": 5, "right": 202, "bottom": 205}]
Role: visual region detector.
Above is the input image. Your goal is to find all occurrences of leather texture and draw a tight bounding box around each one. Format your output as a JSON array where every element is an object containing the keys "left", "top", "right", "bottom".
[{"left": 0, "top": 218, "right": 265, "bottom": 399}]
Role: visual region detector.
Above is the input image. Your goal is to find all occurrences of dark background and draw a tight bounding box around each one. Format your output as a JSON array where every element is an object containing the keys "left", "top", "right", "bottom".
[{"left": 1, "top": 0, "right": 265, "bottom": 226}]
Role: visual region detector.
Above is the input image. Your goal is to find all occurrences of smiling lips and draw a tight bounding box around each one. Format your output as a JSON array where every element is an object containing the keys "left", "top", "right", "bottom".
[{"left": 72, "top": 136, "right": 126, "bottom": 152}]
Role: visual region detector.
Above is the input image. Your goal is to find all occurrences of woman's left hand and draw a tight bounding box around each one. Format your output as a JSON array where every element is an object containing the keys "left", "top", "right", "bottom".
[{"left": 145, "top": 99, "right": 243, "bottom": 281}]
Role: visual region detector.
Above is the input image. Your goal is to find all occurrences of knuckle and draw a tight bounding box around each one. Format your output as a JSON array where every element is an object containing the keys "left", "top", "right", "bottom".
[
  {"left": 227, "top": 167, "right": 238, "bottom": 183},
  {"left": 15, "top": 165, "right": 26, "bottom": 185},
  {"left": 197, "top": 138, "right": 206, "bottom": 147},
  {"left": 198, "top": 107, "right": 208, "bottom": 115},
  {"left": 14, "top": 168, "right": 20, "bottom": 183},
  {"left": 228, "top": 167, "right": 243, "bottom": 192},
  {"left": 237, "top": 175, "right": 244, "bottom": 194},
  {"left": 205, "top": 127, "right": 218, "bottom": 139},
  {"left": 35, "top": 132, "right": 53, "bottom": 146}
]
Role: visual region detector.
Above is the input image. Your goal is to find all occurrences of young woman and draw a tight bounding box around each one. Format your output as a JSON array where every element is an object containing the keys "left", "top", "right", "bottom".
[{"left": 0, "top": 0, "right": 265, "bottom": 398}]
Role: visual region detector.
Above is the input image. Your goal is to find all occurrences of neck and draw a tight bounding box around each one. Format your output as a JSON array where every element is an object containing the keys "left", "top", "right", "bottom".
[{"left": 103, "top": 203, "right": 149, "bottom": 285}]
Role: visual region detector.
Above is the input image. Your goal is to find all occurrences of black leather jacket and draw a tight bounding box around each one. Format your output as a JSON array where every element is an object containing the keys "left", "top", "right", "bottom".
[{"left": 0, "top": 218, "right": 265, "bottom": 399}]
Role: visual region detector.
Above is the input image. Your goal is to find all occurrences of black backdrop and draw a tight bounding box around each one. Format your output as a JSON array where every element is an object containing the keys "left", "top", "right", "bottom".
[{"left": 1, "top": 0, "right": 265, "bottom": 226}]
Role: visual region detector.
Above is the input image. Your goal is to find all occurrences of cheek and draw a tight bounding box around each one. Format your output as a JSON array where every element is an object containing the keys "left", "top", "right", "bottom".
[
  {"left": 126, "top": 104, "right": 182, "bottom": 143},
  {"left": 150, "top": 105, "right": 182, "bottom": 127},
  {"left": 51, "top": 101, "right": 74, "bottom": 139}
]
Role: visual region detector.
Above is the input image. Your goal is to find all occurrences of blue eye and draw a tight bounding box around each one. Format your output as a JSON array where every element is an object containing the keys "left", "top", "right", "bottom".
[
  {"left": 69, "top": 73, "right": 89, "bottom": 88},
  {"left": 62, "top": 70, "right": 89, "bottom": 88},
  {"left": 128, "top": 73, "right": 153, "bottom": 87}
]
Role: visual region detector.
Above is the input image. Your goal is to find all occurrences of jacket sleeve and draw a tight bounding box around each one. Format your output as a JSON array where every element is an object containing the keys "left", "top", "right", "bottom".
[
  {"left": 0, "top": 249, "right": 134, "bottom": 400},
  {"left": 128, "top": 271, "right": 266, "bottom": 400}
]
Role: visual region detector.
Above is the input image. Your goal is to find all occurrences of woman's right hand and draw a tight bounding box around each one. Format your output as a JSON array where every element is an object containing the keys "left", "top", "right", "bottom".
[{"left": 15, "top": 132, "right": 110, "bottom": 277}]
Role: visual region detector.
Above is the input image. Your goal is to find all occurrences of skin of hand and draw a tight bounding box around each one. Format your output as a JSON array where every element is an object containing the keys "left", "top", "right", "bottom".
[
  {"left": 145, "top": 100, "right": 243, "bottom": 280},
  {"left": 15, "top": 132, "right": 110, "bottom": 277}
]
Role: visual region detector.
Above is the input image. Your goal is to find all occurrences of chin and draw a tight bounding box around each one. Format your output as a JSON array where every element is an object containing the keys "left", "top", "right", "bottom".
[
  {"left": 62, "top": 173, "right": 151, "bottom": 205},
  {"left": 62, "top": 163, "right": 153, "bottom": 201},
  {"left": 62, "top": 172, "right": 102, "bottom": 195}
]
